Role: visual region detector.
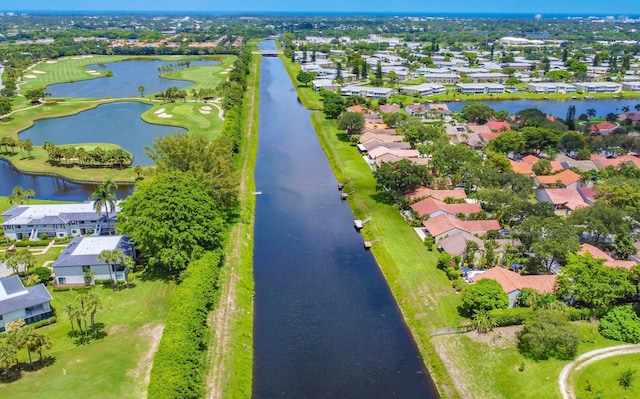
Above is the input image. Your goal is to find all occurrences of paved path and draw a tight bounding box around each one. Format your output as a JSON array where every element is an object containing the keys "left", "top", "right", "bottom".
[{"left": 558, "top": 344, "right": 640, "bottom": 399}]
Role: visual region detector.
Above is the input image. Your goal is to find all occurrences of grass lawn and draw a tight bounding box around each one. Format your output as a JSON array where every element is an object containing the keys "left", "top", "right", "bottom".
[
  {"left": 0, "top": 279, "right": 175, "bottom": 399},
  {"left": 141, "top": 101, "right": 223, "bottom": 140},
  {"left": 163, "top": 55, "right": 236, "bottom": 93},
  {"left": 575, "top": 353, "right": 640, "bottom": 398}
]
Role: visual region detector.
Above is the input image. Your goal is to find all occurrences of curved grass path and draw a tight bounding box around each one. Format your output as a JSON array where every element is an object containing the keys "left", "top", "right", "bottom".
[{"left": 559, "top": 344, "right": 640, "bottom": 399}]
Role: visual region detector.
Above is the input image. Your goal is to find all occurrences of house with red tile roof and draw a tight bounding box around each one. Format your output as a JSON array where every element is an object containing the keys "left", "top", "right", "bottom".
[
  {"left": 405, "top": 103, "right": 428, "bottom": 116},
  {"left": 406, "top": 187, "right": 467, "bottom": 202},
  {"left": 588, "top": 121, "right": 618, "bottom": 135},
  {"left": 589, "top": 154, "right": 626, "bottom": 170},
  {"left": 422, "top": 214, "right": 501, "bottom": 241},
  {"left": 534, "top": 169, "right": 581, "bottom": 189},
  {"left": 471, "top": 267, "right": 557, "bottom": 307},
  {"left": 411, "top": 197, "right": 482, "bottom": 219},
  {"left": 359, "top": 132, "right": 404, "bottom": 144},
  {"left": 378, "top": 104, "right": 400, "bottom": 114},
  {"left": 509, "top": 159, "right": 534, "bottom": 175},
  {"left": 579, "top": 244, "right": 637, "bottom": 269},
  {"left": 535, "top": 188, "right": 589, "bottom": 215},
  {"left": 347, "top": 104, "right": 367, "bottom": 113},
  {"left": 429, "top": 103, "right": 450, "bottom": 113},
  {"left": 487, "top": 121, "right": 511, "bottom": 132}
]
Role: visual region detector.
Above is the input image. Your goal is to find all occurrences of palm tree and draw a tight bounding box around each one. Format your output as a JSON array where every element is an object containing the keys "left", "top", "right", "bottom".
[
  {"left": 138, "top": 85, "right": 145, "bottom": 96},
  {"left": 98, "top": 249, "right": 122, "bottom": 284},
  {"left": 90, "top": 179, "right": 118, "bottom": 235},
  {"left": 0, "top": 338, "right": 17, "bottom": 370},
  {"left": 64, "top": 303, "right": 79, "bottom": 334},
  {"left": 586, "top": 108, "right": 597, "bottom": 119},
  {"left": 18, "top": 326, "right": 38, "bottom": 369},
  {"left": 24, "top": 188, "right": 35, "bottom": 204},
  {"left": 635, "top": 104, "right": 640, "bottom": 112},
  {"left": 622, "top": 105, "right": 630, "bottom": 113},
  {"left": 133, "top": 165, "right": 143, "bottom": 180},
  {"left": 33, "top": 333, "right": 52, "bottom": 366},
  {"left": 85, "top": 293, "right": 102, "bottom": 338}
]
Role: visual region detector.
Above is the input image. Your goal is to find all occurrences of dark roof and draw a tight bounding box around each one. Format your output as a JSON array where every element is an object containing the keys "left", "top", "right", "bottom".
[
  {"left": 0, "top": 276, "right": 52, "bottom": 315},
  {"left": 52, "top": 236, "right": 134, "bottom": 268}
]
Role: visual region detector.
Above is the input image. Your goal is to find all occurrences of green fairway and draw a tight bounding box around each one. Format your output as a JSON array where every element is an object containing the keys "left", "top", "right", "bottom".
[
  {"left": 575, "top": 353, "right": 640, "bottom": 398},
  {"left": 141, "top": 101, "right": 224, "bottom": 140},
  {"left": 0, "top": 279, "right": 175, "bottom": 399}
]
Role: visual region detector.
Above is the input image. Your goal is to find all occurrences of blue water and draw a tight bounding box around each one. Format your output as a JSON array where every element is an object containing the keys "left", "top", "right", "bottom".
[
  {"left": 252, "top": 39, "right": 439, "bottom": 399},
  {"left": 19, "top": 102, "right": 185, "bottom": 166},
  {"left": 47, "top": 59, "right": 218, "bottom": 98},
  {"left": 447, "top": 98, "right": 640, "bottom": 118},
  {"left": 0, "top": 159, "right": 134, "bottom": 202}
]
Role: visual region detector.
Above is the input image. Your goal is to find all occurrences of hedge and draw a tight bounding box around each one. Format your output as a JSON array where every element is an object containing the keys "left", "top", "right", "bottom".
[
  {"left": 52, "top": 287, "right": 70, "bottom": 292},
  {"left": 147, "top": 250, "right": 224, "bottom": 399},
  {"left": 489, "top": 307, "right": 534, "bottom": 327},
  {"left": 31, "top": 316, "right": 57, "bottom": 329},
  {"left": 14, "top": 239, "right": 50, "bottom": 247}
]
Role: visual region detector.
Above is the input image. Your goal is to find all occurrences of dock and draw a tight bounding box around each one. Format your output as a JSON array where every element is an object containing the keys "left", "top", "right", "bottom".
[{"left": 354, "top": 217, "right": 371, "bottom": 232}]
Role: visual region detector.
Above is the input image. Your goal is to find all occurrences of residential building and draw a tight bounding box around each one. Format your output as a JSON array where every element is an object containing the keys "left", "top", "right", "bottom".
[
  {"left": 467, "top": 72, "right": 509, "bottom": 83},
  {"left": 405, "top": 103, "right": 428, "bottom": 116},
  {"left": 407, "top": 187, "right": 467, "bottom": 202},
  {"left": 422, "top": 214, "right": 500, "bottom": 241},
  {"left": 471, "top": 267, "right": 557, "bottom": 307},
  {"left": 341, "top": 85, "right": 396, "bottom": 98},
  {"left": 0, "top": 276, "right": 53, "bottom": 332},
  {"left": 457, "top": 83, "right": 506, "bottom": 94},
  {"left": 52, "top": 235, "right": 134, "bottom": 285},
  {"left": 422, "top": 73, "right": 461, "bottom": 84},
  {"left": 579, "top": 244, "right": 637, "bottom": 269},
  {"left": 527, "top": 82, "right": 577, "bottom": 94},
  {"left": 312, "top": 79, "right": 340, "bottom": 92},
  {"left": 2, "top": 202, "right": 119, "bottom": 241},
  {"left": 535, "top": 188, "right": 589, "bottom": 215},
  {"left": 534, "top": 169, "right": 582, "bottom": 188},
  {"left": 574, "top": 82, "right": 622, "bottom": 93},
  {"left": 411, "top": 197, "right": 482, "bottom": 219},
  {"left": 399, "top": 83, "right": 446, "bottom": 97},
  {"left": 588, "top": 121, "right": 618, "bottom": 135}
]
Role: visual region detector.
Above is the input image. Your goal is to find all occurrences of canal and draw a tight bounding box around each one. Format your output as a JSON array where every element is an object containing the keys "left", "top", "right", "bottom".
[{"left": 252, "top": 40, "right": 439, "bottom": 398}]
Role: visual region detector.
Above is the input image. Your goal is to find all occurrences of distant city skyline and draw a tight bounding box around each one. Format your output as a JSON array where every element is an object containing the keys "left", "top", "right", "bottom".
[{"left": 1, "top": 0, "right": 638, "bottom": 15}]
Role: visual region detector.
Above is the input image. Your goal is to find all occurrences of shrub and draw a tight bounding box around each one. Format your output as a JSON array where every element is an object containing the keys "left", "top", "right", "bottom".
[
  {"left": 566, "top": 307, "right": 603, "bottom": 321},
  {"left": 489, "top": 307, "right": 534, "bottom": 327},
  {"left": 32, "top": 267, "right": 52, "bottom": 284},
  {"left": 72, "top": 287, "right": 90, "bottom": 293},
  {"left": 459, "top": 278, "right": 509, "bottom": 317},
  {"left": 14, "top": 239, "right": 50, "bottom": 247},
  {"left": 437, "top": 251, "right": 452, "bottom": 271},
  {"left": 424, "top": 236, "right": 435, "bottom": 251},
  {"left": 30, "top": 316, "right": 57, "bottom": 329},
  {"left": 447, "top": 268, "right": 461, "bottom": 281},
  {"left": 599, "top": 306, "right": 640, "bottom": 343},
  {"left": 452, "top": 278, "right": 467, "bottom": 292},
  {"left": 517, "top": 310, "right": 579, "bottom": 361},
  {"left": 94, "top": 279, "right": 113, "bottom": 286},
  {"left": 52, "top": 287, "right": 70, "bottom": 292},
  {"left": 147, "top": 250, "right": 224, "bottom": 399}
]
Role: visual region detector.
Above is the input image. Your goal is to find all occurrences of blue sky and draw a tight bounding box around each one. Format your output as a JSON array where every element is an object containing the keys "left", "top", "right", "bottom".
[{"left": 0, "top": 0, "right": 636, "bottom": 14}]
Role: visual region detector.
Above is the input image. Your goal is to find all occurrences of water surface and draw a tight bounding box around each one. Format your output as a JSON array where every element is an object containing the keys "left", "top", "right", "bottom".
[{"left": 252, "top": 40, "right": 439, "bottom": 399}]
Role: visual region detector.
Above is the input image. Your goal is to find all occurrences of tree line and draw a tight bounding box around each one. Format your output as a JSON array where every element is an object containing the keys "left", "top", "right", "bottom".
[{"left": 43, "top": 142, "right": 133, "bottom": 169}]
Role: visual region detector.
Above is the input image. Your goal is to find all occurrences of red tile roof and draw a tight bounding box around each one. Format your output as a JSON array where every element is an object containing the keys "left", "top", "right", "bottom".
[
  {"left": 487, "top": 121, "right": 511, "bottom": 132},
  {"left": 510, "top": 159, "right": 534, "bottom": 175},
  {"left": 347, "top": 105, "right": 366, "bottom": 113},
  {"left": 378, "top": 104, "right": 400, "bottom": 114},
  {"left": 579, "top": 244, "right": 637, "bottom": 269},
  {"left": 473, "top": 267, "right": 557, "bottom": 294},
  {"left": 423, "top": 214, "right": 500, "bottom": 238},
  {"left": 407, "top": 187, "right": 467, "bottom": 202},
  {"left": 588, "top": 121, "right": 617, "bottom": 131},
  {"left": 535, "top": 169, "right": 581, "bottom": 186},
  {"left": 410, "top": 197, "right": 482, "bottom": 218},
  {"left": 539, "top": 188, "right": 589, "bottom": 210}
]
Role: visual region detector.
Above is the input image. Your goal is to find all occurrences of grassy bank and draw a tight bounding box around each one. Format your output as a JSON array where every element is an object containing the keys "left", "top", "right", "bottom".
[
  {"left": 204, "top": 42, "right": 260, "bottom": 399},
  {"left": 280, "top": 55, "right": 462, "bottom": 398},
  {"left": 574, "top": 352, "right": 640, "bottom": 398}
]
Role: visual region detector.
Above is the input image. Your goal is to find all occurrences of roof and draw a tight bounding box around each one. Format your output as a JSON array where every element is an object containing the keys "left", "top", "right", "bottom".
[
  {"left": 535, "top": 169, "right": 581, "bottom": 186},
  {"left": 556, "top": 154, "right": 598, "bottom": 172},
  {"left": 411, "top": 197, "right": 482, "bottom": 218},
  {"left": 407, "top": 187, "right": 467, "bottom": 202},
  {"left": 52, "top": 235, "right": 134, "bottom": 268},
  {"left": 538, "top": 188, "right": 589, "bottom": 210},
  {"left": 510, "top": 159, "right": 534, "bottom": 175},
  {"left": 579, "top": 244, "right": 637, "bottom": 269},
  {"left": 472, "top": 267, "right": 557, "bottom": 294},
  {"left": 378, "top": 104, "right": 400, "bottom": 114},
  {"left": 487, "top": 121, "right": 511, "bottom": 132},
  {"left": 429, "top": 103, "right": 449, "bottom": 112},
  {"left": 423, "top": 214, "right": 501, "bottom": 237},
  {"left": 467, "top": 124, "right": 492, "bottom": 134},
  {"left": 2, "top": 202, "right": 119, "bottom": 227},
  {"left": 590, "top": 154, "right": 626, "bottom": 169},
  {"left": 359, "top": 132, "right": 404, "bottom": 144},
  {"left": 588, "top": 121, "right": 617, "bottom": 132},
  {"left": 361, "top": 140, "right": 412, "bottom": 152},
  {"left": 347, "top": 105, "right": 366, "bottom": 113},
  {"left": 0, "top": 276, "right": 52, "bottom": 316},
  {"left": 438, "top": 232, "right": 484, "bottom": 257},
  {"left": 405, "top": 103, "right": 427, "bottom": 114}
]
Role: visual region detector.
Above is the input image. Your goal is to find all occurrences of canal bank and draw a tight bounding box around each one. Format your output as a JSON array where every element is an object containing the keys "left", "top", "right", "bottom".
[{"left": 253, "top": 40, "right": 439, "bottom": 398}]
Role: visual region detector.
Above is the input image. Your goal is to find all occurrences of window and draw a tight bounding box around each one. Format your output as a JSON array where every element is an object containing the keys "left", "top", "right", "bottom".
[
  {"left": 82, "top": 266, "right": 90, "bottom": 273},
  {"left": 58, "top": 277, "right": 66, "bottom": 285}
]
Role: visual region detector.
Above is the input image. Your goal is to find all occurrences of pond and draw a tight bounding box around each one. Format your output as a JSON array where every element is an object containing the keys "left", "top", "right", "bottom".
[
  {"left": 252, "top": 40, "right": 439, "bottom": 399},
  {"left": 19, "top": 101, "right": 185, "bottom": 166},
  {"left": 447, "top": 98, "right": 640, "bottom": 118},
  {"left": 0, "top": 159, "right": 134, "bottom": 202},
  {"left": 47, "top": 59, "right": 219, "bottom": 98}
]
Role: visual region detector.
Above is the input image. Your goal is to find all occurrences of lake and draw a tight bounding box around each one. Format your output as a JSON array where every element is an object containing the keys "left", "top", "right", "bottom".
[
  {"left": 47, "top": 59, "right": 219, "bottom": 98},
  {"left": 252, "top": 40, "right": 439, "bottom": 399},
  {"left": 19, "top": 102, "right": 186, "bottom": 166},
  {"left": 447, "top": 98, "right": 640, "bottom": 118}
]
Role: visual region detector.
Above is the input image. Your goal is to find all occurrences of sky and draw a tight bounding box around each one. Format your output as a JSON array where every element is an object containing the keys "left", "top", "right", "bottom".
[{"left": 0, "top": 0, "right": 637, "bottom": 15}]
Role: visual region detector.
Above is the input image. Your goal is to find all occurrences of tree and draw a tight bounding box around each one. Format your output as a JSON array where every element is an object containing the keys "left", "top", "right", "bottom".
[
  {"left": 459, "top": 279, "right": 509, "bottom": 317},
  {"left": 25, "top": 87, "right": 45, "bottom": 103},
  {"left": 519, "top": 216, "right": 580, "bottom": 272},
  {"left": 337, "top": 112, "right": 365, "bottom": 136},
  {"left": 556, "top": 254, "right": 635, "bottom": 309},
  {"left": 2, "top": 248, "right": 35, "bottom": 276},
  {"left": 517, "top": 310, "right": 579, "bottom": 361},
  {"left": 599, "top": 306, "right": 640, "bottom": 344},
  {"left": 17, "top": 325, "right": 39, "bottom": 369},
  {"left": 612, "top": 233, "right": 636, "bottom": 260},
  {"left": 296, "top": 71, "right": 314, "bottom": 87},
  {"left": 488, "top": 131, "right": 525, "bottom": 155},
  {"left": 522, "top": 127, "right": 561, "bottom": 154},
  {"left": 0, "top": 97, "right": 11, "bottom": 115},
  {"left": 559, "top": 131, "right": 585, "bottom": 154},
  {"left": 545, "top": 69, "right": 573, "bottom": 82},
  {"left": 461, "top": 102, "right": 494, "bottom": 124},
  {"left": 569, "top": 203, "right": 627, "bottom": 246},
  {"left": 373, "top": 159, "right": 431, "bottom": 196},
  {"left": 320, "top": 90, "right": 346, "bottom": 119},
  {"left": 138, "top": 85, "right": 145, "bottom": 96},
  {"left": 118, "top": 172, "right": 225, "bottom": 276},
  {"left": 532, "top": 158, "right": 552, "bottom": 176},
  {"left": 586, "top": 108, "right": 597, "bottom": 119},
  {"left": 22, "top": 139, "right": 33, "bottom": 158},
  {"left": 64, "top": 303, "right": 80, "bottom": 335},
  {"left": 566, "top": 105, "right": 576, "bottom": 130},
  {"left": 90, "top": 179, "right": 118, "bottom": 235},
  {"left": 98, "top": 249, "right": 121, "bottom": 284},
  {"left": 33, "top": 333, "right": 52, "bottom": 366},
  {"left": 134, "top": 165, "right": 143, "bottom": 180}
]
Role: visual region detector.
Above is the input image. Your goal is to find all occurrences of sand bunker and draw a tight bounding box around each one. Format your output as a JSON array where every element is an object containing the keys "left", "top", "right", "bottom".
[
  {"left": 24, "top": 75, "right": 37, "bottom": 79},
  {"left": 32, "top": 70, "right": 46, "bottom": 74},
  {"left": 157, "top": 113, "right": 173, "bottom": 118},
  {"left": 201, "top": 106, "right": 212, "bottom": 111},
  {"left": 199, "top": 110, "right": 211, "bottom": 115},
  {"left": 45, "top": 60, "right": 57, "bottom": 64},
  {"left": 86, "top": 70, "right": 100, "bottom": 75},
  {"left": 71, "top": 55, "right": 94, "bottom": 60},
  {"left": 154, "top": 108, "right": 166, "bottom": 115}
]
